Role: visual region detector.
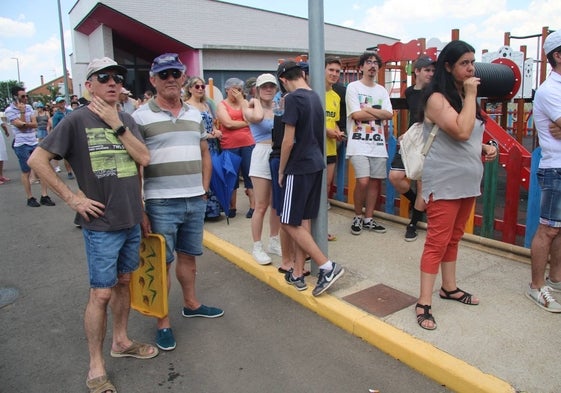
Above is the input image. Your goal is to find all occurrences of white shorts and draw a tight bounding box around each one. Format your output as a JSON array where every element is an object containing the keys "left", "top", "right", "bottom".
[
  {"left": 249, "top": 143, "right": 272, "bottom": 180},
  {"left": 349, "top": 155, "right": 387, "bottom": 179}
]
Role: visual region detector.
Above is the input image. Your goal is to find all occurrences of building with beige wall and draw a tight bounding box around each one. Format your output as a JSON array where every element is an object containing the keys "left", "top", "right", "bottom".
[{"left": 68, "top": 0, "right": 398, "bottom": 98}]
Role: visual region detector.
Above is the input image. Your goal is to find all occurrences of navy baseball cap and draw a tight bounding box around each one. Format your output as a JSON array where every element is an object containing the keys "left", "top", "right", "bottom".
[{"left": 150, "top": 53, "right": 186, "bottom": 74}]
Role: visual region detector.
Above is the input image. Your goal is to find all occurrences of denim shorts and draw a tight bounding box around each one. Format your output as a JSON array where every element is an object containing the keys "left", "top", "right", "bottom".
[
  {"left": 36, "top": 128, "right": 48, "bottom": 139},
  {"left": 82, "top": 224, "right": 141, "bottom": 288},
  {"left": 145, "top": 196, "right": 206, "bottom": 263},
  {"left": 13, "top": 143, "right": 37, "bottom": 173},
  {"left": 537, "top": 168, "right": 561, "bottom": 227}
]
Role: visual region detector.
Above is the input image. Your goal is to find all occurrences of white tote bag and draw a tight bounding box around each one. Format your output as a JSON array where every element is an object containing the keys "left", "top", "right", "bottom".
[{"left": 400, "top": 122, "right": 439, "bottom": 180}]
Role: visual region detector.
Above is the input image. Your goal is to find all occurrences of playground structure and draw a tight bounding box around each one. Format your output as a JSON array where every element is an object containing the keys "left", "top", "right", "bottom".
[{"left": 333, "top": 27, "right": 555, "bottom": 247}]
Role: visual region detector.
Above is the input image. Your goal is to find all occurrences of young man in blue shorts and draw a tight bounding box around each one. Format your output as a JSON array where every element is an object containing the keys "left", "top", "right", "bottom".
[{"left": 277, "top": 60, "right": 345, "bottom": 296}]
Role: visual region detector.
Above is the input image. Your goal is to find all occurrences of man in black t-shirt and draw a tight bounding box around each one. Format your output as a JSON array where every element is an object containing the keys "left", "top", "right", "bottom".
[
  {"left": 277, "top": 61, "right": 345, "bottom": 297},
  {"left": 388, "top": 55, "right": 435, "bottom": 242}
]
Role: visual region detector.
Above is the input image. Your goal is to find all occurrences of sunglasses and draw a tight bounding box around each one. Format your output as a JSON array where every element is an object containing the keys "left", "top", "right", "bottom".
[
  {"left": 157, "top": 69, "right": 183, "bottom": 80},
  {"left": 192, "top": 84, "right": 205, "bottom": 90},
  {"left": 18, "top": 94, "right": 28, "bottom": 99},
  {"left": 94, "top": 73, "right": 125, "bottom": 84}
]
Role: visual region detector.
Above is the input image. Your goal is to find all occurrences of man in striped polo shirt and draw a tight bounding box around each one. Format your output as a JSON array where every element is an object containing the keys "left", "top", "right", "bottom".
[{"left": 133, "top": 53, "right": 224, "bottom": 352}]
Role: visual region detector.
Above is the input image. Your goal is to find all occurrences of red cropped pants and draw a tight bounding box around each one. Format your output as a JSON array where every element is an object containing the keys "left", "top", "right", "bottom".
[{"left": 420, "top": 196, "right": 475, "bottom": 274}]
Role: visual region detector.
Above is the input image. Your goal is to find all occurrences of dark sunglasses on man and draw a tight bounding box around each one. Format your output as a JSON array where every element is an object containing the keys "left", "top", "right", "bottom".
[
  {"left": 93, "top": 73, "right": 125, "bottom": 84},
  {"left": 157, "top": 69, "right": 183, "bottom": 80}
]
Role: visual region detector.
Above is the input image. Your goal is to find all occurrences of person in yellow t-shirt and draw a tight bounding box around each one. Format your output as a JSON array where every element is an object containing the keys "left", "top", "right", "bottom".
[{"left": 324, "top": 57, "right": 346, "bottom": 241}]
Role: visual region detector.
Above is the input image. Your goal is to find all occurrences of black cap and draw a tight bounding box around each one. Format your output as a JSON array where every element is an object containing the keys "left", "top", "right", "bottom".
[
  {"left": 413, "top": 55, "right": 436, "bottom": 70},
  {"left": 276, "top": 61, "right": 300, "bottom": 79}
]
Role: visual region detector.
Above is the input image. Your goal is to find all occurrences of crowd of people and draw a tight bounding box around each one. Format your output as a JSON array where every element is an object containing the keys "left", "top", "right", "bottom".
[{"left": 1, "top": 31, "right": 560, "bottom": 392}]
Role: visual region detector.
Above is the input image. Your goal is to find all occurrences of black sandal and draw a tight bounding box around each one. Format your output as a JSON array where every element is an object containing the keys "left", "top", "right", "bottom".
[
  {"left": 278, "top": 267, "right": 311, "bottom": 277},
  {"left": 415, "top": 303, "right": 437, "bottom": 330},
  {"left": 439, "top": 287, "right": 479, "bottom": 305}
]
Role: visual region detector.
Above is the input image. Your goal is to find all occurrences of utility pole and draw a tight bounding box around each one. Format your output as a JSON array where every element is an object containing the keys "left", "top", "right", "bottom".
[
  {"left": 309, "top": 0, "right": 327, "bottom": 272},
  {"left": 57, "top": 0, "right": 70, "bottom": 102},
  {"left": 11, "top": 57, "right": 20, "bottom": 83}
]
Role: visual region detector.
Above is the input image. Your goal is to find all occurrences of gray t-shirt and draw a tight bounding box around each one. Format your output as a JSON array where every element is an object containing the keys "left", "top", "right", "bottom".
[
  {"left": 421, "top": 119, "right": 484, "bottom": 202},
  {"left": 40, "top": 106, "right": 144, "bottom": 231}
]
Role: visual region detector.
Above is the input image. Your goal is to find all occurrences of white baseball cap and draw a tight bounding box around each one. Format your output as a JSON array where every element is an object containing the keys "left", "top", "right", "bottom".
[
  {"left": 544, "top": 30, "right": 561, "bottom": 55},
  {"left": 86, "top": 57, "right": 127, "bottom": 80},
  {"left": 256, "top": 73, "right": 278, "bottom": 87}
]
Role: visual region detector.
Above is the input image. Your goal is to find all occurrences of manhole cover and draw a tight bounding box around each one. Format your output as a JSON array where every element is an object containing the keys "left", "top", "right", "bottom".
[
  {"left": 0, "top": 287, "right": 19, "bottom": 308},
  {"left": 343, "top": 283, "right": 416, "bottom": 317}
]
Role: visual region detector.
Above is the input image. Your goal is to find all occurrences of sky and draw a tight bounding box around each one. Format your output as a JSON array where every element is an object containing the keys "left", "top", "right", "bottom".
[{"left": 0, "top": 0, "right": 559, "bottom": 90}]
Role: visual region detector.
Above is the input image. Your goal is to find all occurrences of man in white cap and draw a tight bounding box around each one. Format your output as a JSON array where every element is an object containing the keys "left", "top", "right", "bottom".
[
  {"left": 28, "top": 56, "right": 156, "bottom": 392},
  {"left": 133, "top": 53, "right": 223, "bottom": 352},
  {"left": 119, "top": 87, "right": 138, "bottom": 114},
  {"left": 527, "top": 29, "right": 561, "bottom": 312}
]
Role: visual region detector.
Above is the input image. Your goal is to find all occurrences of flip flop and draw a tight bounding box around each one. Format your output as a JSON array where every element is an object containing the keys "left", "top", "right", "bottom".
[
  {"left": 328, "top": 233, "right": 337, "bottom": 241},
  {"left": 278, "top": 267, "right": 311, "bottom": 277},
  {"left": 110, "top": 340, "right": 159, "bottom": 359},
  {"left": 86, "top": 375, "right": 116, "bottom": 393}
]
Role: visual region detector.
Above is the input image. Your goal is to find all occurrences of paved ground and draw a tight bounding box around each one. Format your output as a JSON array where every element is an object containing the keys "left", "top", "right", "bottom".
[
  {"left": 1, "top": 145, "right": 560, "bottom": 392},
  {"left": 0, "top": 151, "right": 449, "bottom": 393},
  {"left": 203, "top": 190, "right": 561, "bottom": 393}
]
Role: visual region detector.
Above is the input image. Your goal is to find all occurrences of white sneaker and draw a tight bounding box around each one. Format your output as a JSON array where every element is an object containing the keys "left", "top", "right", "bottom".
[
  {"left": 268, "top": 236, "right": 282, "bottom": 256},
  {"left": 525, "top": 284, "right": 561, "bottom": 313},
  {"left": 252, "top": 242, "right": 271, "bottom": 265},
  {"left": 54, "top": 166, "right": 62, "bottom": 173},
  {"left": 545, "top": 277, "right": 561, "bottom": 292}
]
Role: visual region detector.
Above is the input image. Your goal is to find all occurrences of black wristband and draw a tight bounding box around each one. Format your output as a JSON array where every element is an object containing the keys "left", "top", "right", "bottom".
[{"left": 114, "top": 125, "right": 127, "bottom": 136}]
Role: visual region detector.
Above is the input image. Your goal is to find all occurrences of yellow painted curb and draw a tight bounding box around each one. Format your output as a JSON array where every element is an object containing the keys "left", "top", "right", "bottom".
[{"left": 203, "top": 231, "right": 515, "bottom": 393}]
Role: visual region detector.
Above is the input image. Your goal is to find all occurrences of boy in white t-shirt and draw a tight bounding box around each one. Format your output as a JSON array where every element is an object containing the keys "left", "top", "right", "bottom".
[{"left": 345, "top": 51, "right": 393, "bottom": 235}]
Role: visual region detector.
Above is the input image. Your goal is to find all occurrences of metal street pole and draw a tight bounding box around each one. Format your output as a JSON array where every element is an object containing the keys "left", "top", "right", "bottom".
[
  {"left": 308, "top": 0, "right": 327, "bottom": 272},
  {"left": 11, "top": 58, "right": 20, "bottom": 83},
  {"left": 57, "top": 0, "right": 70, "bottom": 102}
]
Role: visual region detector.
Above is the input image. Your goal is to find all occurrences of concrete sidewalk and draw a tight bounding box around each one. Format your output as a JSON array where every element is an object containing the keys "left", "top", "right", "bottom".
[
  {"left": 0, "top": 145, "right": 556, "bottom": 392},
  {"left": 203, "top": 189, "right": 560, "bottom": 393}
]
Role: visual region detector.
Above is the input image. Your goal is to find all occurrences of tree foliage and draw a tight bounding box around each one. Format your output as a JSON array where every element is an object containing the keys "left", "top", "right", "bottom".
[{"left": 0, "top": 80, "right": 23, "bottom": 110}]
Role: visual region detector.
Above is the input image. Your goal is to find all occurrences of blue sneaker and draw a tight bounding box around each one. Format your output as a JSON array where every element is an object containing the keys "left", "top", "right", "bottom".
[
  {"left": 156, "top": 328, "right": 176, "bottom": 351},
  {"left": 312, "top": 262, "right": 345, "bottom": 297},
  {"left": 182, "top": 304, "right": 224, "bottom": 318},
  {"left": 285, "top": 271, "right": 307, "bottom": 291}
]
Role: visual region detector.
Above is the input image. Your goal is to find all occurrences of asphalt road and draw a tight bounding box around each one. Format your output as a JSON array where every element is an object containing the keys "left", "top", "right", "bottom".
[{"left": 0, "top": 148, "right": 450, "bottom": 393}]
